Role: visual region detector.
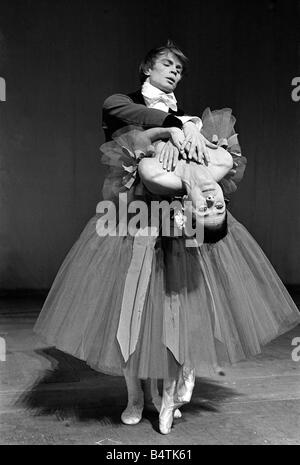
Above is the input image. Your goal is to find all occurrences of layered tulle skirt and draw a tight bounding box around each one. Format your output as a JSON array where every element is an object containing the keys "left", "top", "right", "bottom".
[
  {"left": 34, "top": 108, "right": 300, "bottom": 378},
  {"left": 34, "top": 210, "right": 300, "bottom": 379}
]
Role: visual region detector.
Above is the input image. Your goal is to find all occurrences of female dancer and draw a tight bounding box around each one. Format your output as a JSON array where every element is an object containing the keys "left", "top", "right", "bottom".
[
  {"left": 34, "top": 42, "right": 300, "bottom": 435},
  {"left": 34, "top": 115, "right": 300, "bottom": 434},
  {"left": 115, "top": 122, "right": 237, "bottom": 434}
]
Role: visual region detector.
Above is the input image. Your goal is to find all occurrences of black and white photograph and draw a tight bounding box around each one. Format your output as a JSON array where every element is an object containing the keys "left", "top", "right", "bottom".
[{"left": 0, "top": 0, "right": 300, "bottom": 449}]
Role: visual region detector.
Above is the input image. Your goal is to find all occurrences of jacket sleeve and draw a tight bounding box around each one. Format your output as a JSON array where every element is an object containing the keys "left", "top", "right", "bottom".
[{"left": 102, "top": 93, "right": 183, "bottom": 135}]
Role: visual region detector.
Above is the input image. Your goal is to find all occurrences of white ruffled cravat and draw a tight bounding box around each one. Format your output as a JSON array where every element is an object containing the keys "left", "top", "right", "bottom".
[
  {"left": 141, "top": 79, "right": 178, "bottom": 112},
  {"left": 141, "top": 78, "right": 202, "bottom": 130}
]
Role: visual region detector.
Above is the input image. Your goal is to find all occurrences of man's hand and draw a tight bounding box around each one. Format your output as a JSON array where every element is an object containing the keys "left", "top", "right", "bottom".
[{"left": 181, "top": 121, "right": 217, "bottom": 165}]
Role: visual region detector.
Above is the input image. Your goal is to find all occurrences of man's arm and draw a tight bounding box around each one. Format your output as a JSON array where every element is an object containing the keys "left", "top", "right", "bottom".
[{"left": 102, "top": 93, "right": 183, "bottom": 139}]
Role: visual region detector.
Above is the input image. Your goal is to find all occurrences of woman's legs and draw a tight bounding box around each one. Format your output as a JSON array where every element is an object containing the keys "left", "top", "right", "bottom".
[
  {"left": 121, "top": 367, "right": 144, "bottom": 425},
  {"left": 138, "top": 157, "right": 198, "bottom": 433},
  {"left": 121, "top": 369, "right": 186, "bottom": 427},
  {"left": 130, "top": 154, "right": 199, "bottom": 432},
  {"left": 143, "top": 378, "right": 161, "bottom": 412}
]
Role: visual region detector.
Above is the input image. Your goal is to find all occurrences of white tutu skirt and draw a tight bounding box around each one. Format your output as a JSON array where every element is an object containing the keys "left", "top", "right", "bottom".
[
  {"left": 34, "top": 108, "right": 300, "bottom": 379},
  {"left": 34, "top": 211, "right": 300, "bottom": 379}
]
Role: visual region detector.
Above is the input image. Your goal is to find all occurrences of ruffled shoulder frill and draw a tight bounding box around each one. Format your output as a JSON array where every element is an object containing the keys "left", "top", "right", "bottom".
[
  {"left": 99, "top": 109, "right": 247, "bottom": 203},
  {"left": 99, "top": 126, "right": 155, "bottom": 203},
  {"left": 201, "top": 107, "right": 247, "bottom": 196}
]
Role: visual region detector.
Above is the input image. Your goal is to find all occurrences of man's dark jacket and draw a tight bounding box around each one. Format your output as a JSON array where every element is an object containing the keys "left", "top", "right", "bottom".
[{"left": 102, "top": 90, "right": 185, "bottom": 141}]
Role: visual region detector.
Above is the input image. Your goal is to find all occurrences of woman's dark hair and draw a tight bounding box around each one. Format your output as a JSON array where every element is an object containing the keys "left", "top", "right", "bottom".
[
  {"left": 203, "top": 211, "right": 228, "bottom": 244},
  {"left": 187, "top": 210, "right": 228, "bottom": 244},
  {"left": 139, "top": 40, "right": 189, "bottom": 83}
]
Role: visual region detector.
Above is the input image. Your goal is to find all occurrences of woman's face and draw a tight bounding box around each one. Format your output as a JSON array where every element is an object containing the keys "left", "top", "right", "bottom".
[
  {"left": 146, "top": 52, "right": 183, "bottom": 93},
  {"left": 194, "top": 182, "right": 226, "bottom": 227}
]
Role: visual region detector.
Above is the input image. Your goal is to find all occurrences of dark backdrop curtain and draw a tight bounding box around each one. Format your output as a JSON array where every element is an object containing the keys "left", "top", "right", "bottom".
[{"left": 0, "top": 0, "right": 299, "bottom": 289}]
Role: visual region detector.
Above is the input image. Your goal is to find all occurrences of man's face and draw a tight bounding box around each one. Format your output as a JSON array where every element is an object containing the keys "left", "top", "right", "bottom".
[{"left": 146, "top": 52, "right": 183, "bottom": 93}]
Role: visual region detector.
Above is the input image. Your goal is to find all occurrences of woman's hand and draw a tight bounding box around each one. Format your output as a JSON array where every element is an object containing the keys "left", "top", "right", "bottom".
[
  {"left": 157, "top": 127, "right": 184, "bottom": 171},
  {"left": 159, "top": 140, "right": 180, "bottom": 171},
  {"left": 169, "top": 127, "right": 185, "bottom": 151},
  {"left": 181, "top": 121, "right": 217, "bottom": 165}
]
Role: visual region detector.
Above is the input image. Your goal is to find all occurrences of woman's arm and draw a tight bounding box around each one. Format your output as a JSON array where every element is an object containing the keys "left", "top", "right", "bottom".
[
  {"left": 205, "top": 146, "right": 234, "bottom": 181},
  {"left": 133, "top": 126, "right": 184, "bottom": 156},
  {"left": 137, "top": 133, "right": 233, "bottom": 196},
  {"left": 142, "top": 127, "right": 173, "bottom": 143}
]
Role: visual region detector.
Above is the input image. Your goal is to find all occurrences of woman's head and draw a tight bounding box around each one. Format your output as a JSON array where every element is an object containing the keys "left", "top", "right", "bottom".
[
  {"left": 139, "top": 40, "right": 188, "bottom": 92},
  {"left": 194, "top": 182, "right": 227, "bottom": 227},
  {"left": 184, "top": 164, "right": 226, "bottom": 225},
  {"left": 185, "top": 180, "right": 228, "bottom": 243}
]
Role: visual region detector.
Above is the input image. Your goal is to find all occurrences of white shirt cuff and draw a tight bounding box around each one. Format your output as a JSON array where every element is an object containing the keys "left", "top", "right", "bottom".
[{"left": 177, "top": 116, "right": 203, "bottom": 130}]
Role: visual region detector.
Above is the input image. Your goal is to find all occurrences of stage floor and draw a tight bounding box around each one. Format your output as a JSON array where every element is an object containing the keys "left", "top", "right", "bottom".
[{"left": 0, "top": 294, "right": 299, "bottom": 445}]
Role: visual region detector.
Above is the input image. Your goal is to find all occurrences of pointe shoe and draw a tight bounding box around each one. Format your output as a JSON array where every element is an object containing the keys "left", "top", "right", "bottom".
[
  {"left": 159, "top": 406, "right": 174, "bottom": 435},
  {"left": 121, "top": 402, "right": 144, "bottom": 425},
  {"left": 175, "top": 368, "right": 195, "bottom": 404},
  {"left": 174, "top": 408, "right": 182, "bottom": 419},
  {"left": 159, "top": 402, "right": 183, "bottom": 434},
  {"left": 143, "top": 380, "right": 182, "bottom": 419},
  {"left": 159, "top": 388, "right": 182, "bottom": 435},
  {"left": 144, "top": 396, "right": 182, "bottom": 419}
]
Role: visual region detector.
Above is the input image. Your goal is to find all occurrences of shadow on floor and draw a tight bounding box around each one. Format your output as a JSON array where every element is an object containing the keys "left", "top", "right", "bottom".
[{"left": 16, "top": 346, "right": 241, "bottom": 429}]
